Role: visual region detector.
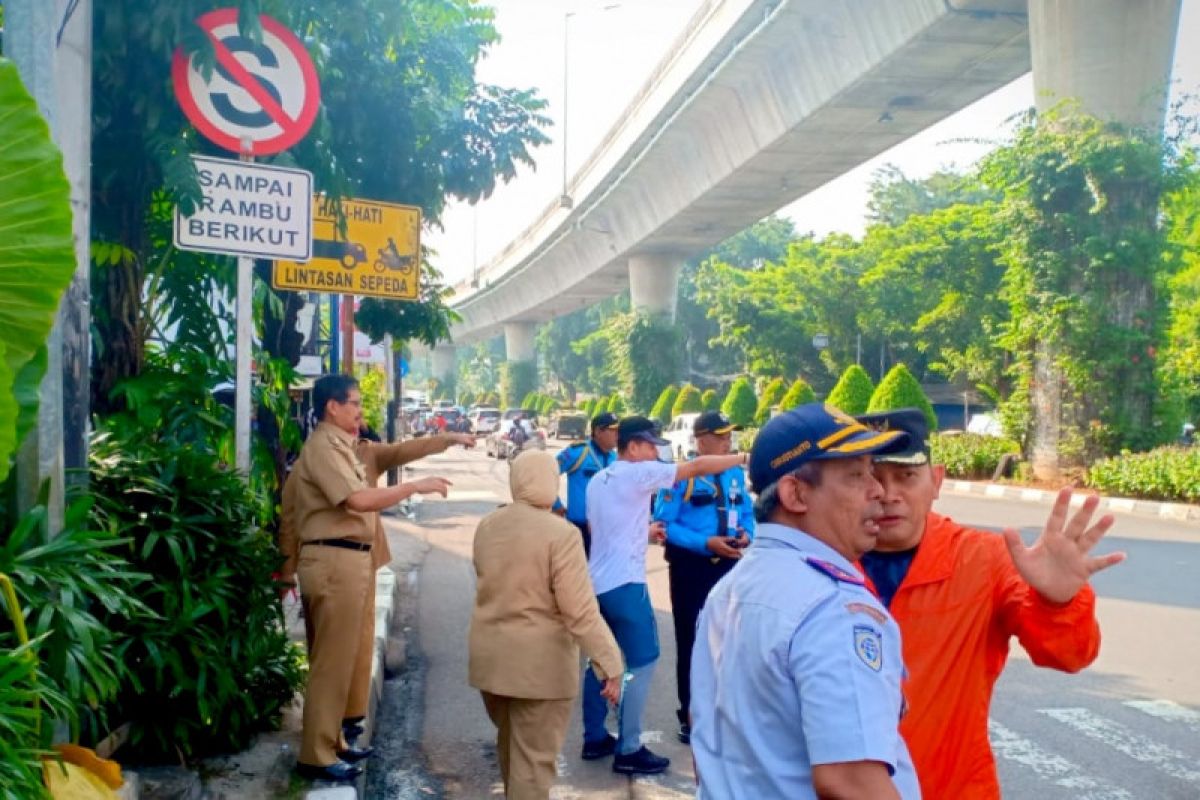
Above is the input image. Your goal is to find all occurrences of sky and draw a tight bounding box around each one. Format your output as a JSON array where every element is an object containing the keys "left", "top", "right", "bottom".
[{"left": 425, "top": 0, "right": 1200, "bottom": 286}]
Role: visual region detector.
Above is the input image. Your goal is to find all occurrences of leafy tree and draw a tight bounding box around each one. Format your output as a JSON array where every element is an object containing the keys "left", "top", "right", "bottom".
[
  {"left": 672, "top": 384, "right": 703, "bottom": 418},
  {"left": 868, "top": 364, "right": 937, "bottom": 431},
  {"left": 755, "top": 377, "right": 787, "bottom": 425},
  {"left": 826, "top": 364, "right": 875, "bottom": 415},
  {"left": 650, "top": 385, "right": 679, "bottom": 424},
  {"left": 721, "top": 378, "right": 758, "bottom": 427},
  {"left": 700, "top": 388, "right": 720, "bottom": 411},
  {"left": 500, "top": 361, "right": 536, "bottom": 410},
  {"left": 607, "top": 394, "right": 627, "bottom": 415},
  {"left": 981, "top": 106, "right": 1176, "bottom": 469},
  {"left": 521, "top": 391, "right": 539, "bottom": 409},
  {"left": 779, "top": 378, "right": 817, "bottom": 411},
  {"left": 866, "top": 164, "right": 996, "bottom": 227}
]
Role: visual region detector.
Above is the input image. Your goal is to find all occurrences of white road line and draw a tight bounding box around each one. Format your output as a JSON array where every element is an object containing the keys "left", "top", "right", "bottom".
[
  {"left": 1124, "top": 699, "right": 1200, "bottom": 733},
  {"left": 988, "top": 720, "right": 1133, "bottom": 800},
  {"left": 1039, "top": 708, "right": 1200, "bottom": 784}
]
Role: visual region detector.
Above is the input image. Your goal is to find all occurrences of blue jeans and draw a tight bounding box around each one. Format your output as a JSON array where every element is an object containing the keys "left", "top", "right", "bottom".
[{"left": 582, "top": 583, "right": 660, "bottom": 753}]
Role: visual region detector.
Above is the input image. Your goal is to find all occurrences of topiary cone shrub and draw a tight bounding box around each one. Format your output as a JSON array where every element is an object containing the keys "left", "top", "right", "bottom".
[
  {"left": 721, "top": 377, "right": 758, "bottom": 427},
  {"left": 700, "top": 389, "right": 719, "bottom": 411},
  {"left": 650, "top": 385, "right": 679, "bottom": 424},
  {"left": 779, "top": 378, "right": 816, "bottom": 411},
  {"left": 672, "top": 384, "right": 703, "bottom": 418},
  {"left": 867, "top": 363, "right": 937, "bottom": 430},
  {"left": 826, "top": 364, "right": 875, "bottom": 415},
  {"left": 755, "top": 377, "right": 787, "bottom": 425}
]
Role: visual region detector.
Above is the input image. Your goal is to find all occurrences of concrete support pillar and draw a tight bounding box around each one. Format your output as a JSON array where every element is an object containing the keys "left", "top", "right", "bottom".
[
  {"left": 503, "top": 321, "right": 537, "bottom": 363},
  {"left": 431, "top": 345, "right": 457, "bottom": 384},
  {"left": 628, "top": 253, "right": 684, "bottom": 321},
  {"left": 1030, "top": 0, "right": 1182, "bottom": 132}
]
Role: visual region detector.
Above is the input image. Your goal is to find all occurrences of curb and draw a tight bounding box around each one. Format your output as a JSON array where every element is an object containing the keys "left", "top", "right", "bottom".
[
  {"left": 942, "top": 480, "right": 1200, "bottom": 523},
  {"left": 302, "top": 565, "right": 400, "bottom": 800}
]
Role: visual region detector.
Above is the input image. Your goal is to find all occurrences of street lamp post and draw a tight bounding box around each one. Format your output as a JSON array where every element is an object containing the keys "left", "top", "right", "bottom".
[{"left": 561, "top": 4, "right": 620, "bottom": 210}]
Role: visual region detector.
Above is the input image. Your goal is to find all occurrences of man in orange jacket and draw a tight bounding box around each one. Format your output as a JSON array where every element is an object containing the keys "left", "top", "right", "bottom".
[{"left": 855, "top": 408, "right": 1126, "bottom": 800}]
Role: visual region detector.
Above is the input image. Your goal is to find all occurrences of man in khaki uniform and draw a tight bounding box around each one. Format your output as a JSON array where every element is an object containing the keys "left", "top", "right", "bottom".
[
  {"left": 470, "top": 450, "right": 623, "bottom": 799},
  {"left": 281, "top": 427, "right": 475, "bottom": 748},
  {"left": 285, "top": 374, "right": 451, "bottom": 782}
]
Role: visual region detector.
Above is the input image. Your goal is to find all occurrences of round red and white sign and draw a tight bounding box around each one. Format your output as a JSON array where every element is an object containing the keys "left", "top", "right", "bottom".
[{"left": 172, "top": 9, "right": 320, "bottom": 156}]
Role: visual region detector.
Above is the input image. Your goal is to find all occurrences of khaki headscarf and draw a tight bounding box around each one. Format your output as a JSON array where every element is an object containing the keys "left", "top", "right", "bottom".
[{"left": 509, "top": 450, "right": 559, "bottom": 509}]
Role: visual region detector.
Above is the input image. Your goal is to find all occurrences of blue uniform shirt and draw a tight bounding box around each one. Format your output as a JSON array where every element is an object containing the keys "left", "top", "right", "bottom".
[
  {"left": 690, "top": 522, "right": 920, "bottom": 800},
  {"left": 553, "top": 440, "right": 615, "bottom": 524},
  {"left": 652, "top": 465, "right": 755, "bottom": 556}
]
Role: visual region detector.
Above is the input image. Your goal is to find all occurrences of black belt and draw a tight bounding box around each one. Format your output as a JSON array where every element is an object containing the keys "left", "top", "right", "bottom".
[{"left": 303, "top": 538, "right": 372, "bottom": 552}]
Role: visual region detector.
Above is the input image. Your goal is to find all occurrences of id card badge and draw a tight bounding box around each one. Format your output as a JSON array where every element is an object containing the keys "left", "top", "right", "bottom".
[{"left": 727, "top": 508, "right": 739, "bottom": 532}]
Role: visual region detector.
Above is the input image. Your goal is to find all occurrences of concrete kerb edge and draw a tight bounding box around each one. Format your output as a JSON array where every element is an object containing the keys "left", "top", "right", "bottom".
[
  {"left": 302, "top": 566, "right": 399, "bottom": 800},
  {"left": 942, "top": 480, "right": 1200, "bottom": 522}
]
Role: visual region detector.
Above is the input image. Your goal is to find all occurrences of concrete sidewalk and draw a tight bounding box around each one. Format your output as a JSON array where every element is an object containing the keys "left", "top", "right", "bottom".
[{"left": 942, "top": 479, "right": 1200, "bottom": 523}]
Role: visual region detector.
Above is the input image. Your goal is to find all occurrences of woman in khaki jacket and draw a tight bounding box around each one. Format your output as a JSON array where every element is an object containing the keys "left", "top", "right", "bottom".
[{"left": 469, "top": 450, "right": 624, "bottom": 800}]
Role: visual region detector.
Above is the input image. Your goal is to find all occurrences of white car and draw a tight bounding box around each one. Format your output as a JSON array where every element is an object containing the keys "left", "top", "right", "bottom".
[
  {"left": 663, "top": 413, "right": 700, "bottom": 461},
  {"left": 469, "top": 407, "right": 501, "bottom": 435}
]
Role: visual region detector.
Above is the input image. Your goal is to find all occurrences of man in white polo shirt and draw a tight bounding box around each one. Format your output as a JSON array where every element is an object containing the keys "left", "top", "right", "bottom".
[{"left": 582, "top": 416, "right": 748, "bottom": 776}]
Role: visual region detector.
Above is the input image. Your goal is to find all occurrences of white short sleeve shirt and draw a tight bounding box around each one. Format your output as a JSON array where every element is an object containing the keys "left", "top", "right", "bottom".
[{"left": 586, "top": 459, "right": 678, "bottom": 595}]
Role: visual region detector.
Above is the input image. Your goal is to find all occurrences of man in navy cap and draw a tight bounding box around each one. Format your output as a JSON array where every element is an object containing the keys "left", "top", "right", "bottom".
[
  {"left": 552, "top": 411, "right": 619, "bottom": 556},
  {"left": 652, "top": 410, "right": 755, "bottom": 744},
  {"left": 690, "top": 403, "right": 920, "bottom": 799},
  {"left": 856, "top": 407, "right": 1123, "bottom": 800},
  {"left": 581, "top": 415, "right": 748, "bottom": 776}
]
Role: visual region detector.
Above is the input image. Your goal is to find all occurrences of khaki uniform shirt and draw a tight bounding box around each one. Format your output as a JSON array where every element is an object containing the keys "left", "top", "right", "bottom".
[
  {"left": 280, "top": 433, "right": 463, "bottom": 577},
  {"left": 287, "top": 421, "right": 373, "bottom": 547}
]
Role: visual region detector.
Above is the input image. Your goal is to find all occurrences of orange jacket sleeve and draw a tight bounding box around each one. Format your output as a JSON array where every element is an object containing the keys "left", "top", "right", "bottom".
[{"left": 992, "top": 553, "right": 1100, "bottom": 673}]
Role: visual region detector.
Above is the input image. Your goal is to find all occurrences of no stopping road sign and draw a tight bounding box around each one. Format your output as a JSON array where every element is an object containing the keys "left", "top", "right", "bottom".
[{"left": 172, "top": 9, "right": 320, "bottom": 156}]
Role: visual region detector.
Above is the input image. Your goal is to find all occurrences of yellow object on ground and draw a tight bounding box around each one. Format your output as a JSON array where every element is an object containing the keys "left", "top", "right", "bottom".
[{"left": 43, "top": 744, "right": 124, "bottom": 798}]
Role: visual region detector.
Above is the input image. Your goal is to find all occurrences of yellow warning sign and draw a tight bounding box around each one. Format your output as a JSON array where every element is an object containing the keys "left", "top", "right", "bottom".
[{"left": 273, "top": 197, "right": 421, "bottom": 299}]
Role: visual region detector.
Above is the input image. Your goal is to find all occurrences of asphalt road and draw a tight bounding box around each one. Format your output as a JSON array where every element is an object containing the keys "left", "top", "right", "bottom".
[{"left": 373, "top": 444, "right": 1200, "bottom": 799}]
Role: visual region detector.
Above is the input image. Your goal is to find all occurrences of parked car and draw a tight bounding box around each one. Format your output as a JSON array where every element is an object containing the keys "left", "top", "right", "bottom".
[
  {"left": 549, "top": 412, "right": 588, "bottom": 440},
  {"left": 469, "top": 407, "right": 502, "bottom": 436},
  {"left": 663, "top": 412, "right": 700, "bottom": 461}
]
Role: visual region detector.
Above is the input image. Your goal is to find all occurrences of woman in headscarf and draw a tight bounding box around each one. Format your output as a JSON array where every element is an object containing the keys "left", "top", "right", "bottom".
[{"left": 469, "top": 449, "right": 623, "bottom": 800}]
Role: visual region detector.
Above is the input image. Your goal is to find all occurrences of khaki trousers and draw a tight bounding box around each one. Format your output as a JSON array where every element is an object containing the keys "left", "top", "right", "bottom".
[
  {"left": 301, "top": 568, "right": 375, "bottom": 725},
  {"left": 298, "top": 545, "right": 373, "bottom": 766},
  {"left": 480, "top": 692, "right": 573, "bottom": 800}
]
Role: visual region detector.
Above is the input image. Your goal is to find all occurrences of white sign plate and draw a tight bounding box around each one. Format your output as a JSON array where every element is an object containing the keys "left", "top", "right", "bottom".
[{"left": 174, "top": 155, "right": 313, "bottom": 260}]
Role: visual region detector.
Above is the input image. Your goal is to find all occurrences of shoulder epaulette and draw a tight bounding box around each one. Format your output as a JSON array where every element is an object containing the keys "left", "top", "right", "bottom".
[{"left": 804, "top": 557, "right": 866, "bottom": 586}]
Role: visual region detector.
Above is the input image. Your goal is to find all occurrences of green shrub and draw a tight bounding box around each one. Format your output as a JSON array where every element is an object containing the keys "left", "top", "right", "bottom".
[
  {"left": 0, "top": 642, "right": 69, "bottom": 800},
  {"left": 672, "top": 384, "right": 703, "bottom": 418},
  {"left": 0, "top": 495, "right": 145, "bottom": 744},
  {"left": 930, "top": 433, "right": 1021, "bottom": 479},
  {"left": 736, "top": 426, "right": 759, "bottom": 454},
  {"left": 826, "top": 365, "right": 875, "bottom": 415},
  {"left": 779, "top": 378, "right": 816, "bottom": 411},
  {"left": 722, "top": 378, "right": 758, "bottom": 427},
  {"left": 755, "top": 377, "right": 787, "bottom": 425},
  {"left": 459, "top": 391, "right": 475, "bottom": 408},
  {"left": 88, "top": 432, "right": 304, "bottom": 760},
  {"left": 1086, "top": 446, "right": 1200, "bottom": 503},
  {"left": 607, "top": 394, "right": 627, "bottom": 415},
  {"left": 700, "top": 389, "right": 719, "bottom": 411},
  {"left": 867, "top": 364, "right": 936, "bottom": 430},
  {"left": 650, "top": 385, "right": 679, "bottom": 424},
  {"left": 501, "top": 362, "right": 537, "bottom": 410},
  {"left": 520, "top": 391, "right": 539, "bottom": 409}
]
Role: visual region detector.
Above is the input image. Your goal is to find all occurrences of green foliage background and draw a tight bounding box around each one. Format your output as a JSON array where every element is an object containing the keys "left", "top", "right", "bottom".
[
  {"left": 868, "top": 364, "right": 937, "bottom": 431},
  {"left": 827, "top": 365, "right": 875, "bottom": 415},
  {"left": 779, "top": 378, "right": 817, "bottom": 411},
  {"left": 672, "top": 384, "right": 703, "bottom": 417},
  {"left": 722, "top": 378, "right": 758, "bottom": 427}
]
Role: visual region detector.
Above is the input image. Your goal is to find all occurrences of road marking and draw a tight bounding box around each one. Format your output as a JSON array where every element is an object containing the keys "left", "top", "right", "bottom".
[
  {"left": 555, "top": 754, "right": 570, "bottom": 778},
  {"left": 988, "top": 720, "right": 1133, "bottom": 799},
  {"left": 440, "top": 489, "right": 502, "bottom": 502},
  {"left": 641, "top": 729, "right": 664, "bottom": 744},
  {"left": 985, "top": 484, "right": 1007, "bottom": 497},
  {"left": 1039, "top": 707, "right": 1200, "bottom": 784},
  {"left": 1124, "top": 699, "right": 1200, "bottom": 733}
]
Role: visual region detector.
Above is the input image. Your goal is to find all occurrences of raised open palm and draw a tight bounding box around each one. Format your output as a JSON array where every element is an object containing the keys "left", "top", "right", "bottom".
[{"left": 1002, "top": 488, "right": 1126, "bottom": 604}]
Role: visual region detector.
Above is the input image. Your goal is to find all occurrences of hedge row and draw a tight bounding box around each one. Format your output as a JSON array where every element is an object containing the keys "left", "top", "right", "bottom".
[
  {"left": 1086, "top": 446, "right": 1200, "bottom": 503},
  {"left": 930, "top": 433, "right": 1021, "bottom": 480}
]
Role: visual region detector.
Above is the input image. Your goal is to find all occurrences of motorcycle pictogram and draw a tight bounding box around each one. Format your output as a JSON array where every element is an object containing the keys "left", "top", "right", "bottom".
[{"left": 373, "top": 238, "right": 416, "bottom": 274}]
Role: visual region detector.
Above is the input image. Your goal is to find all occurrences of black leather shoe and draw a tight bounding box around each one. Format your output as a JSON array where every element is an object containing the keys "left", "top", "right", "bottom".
[
  {"left": 677, "top": 722, "right": 691, "bottom": 745},
  {"left": 296, "top": 760, "right": 363, "bottom": 782},
  {"left": 336, "top": 745, "right": 375, "bottom": 763},
  {"left": 342, "top": 717, "right": 366, "bottom": 743},
  {"left": 580, "top": 733, "right": 617, "bottom": 760},
  {"left": 613, "top": 746, "right": 670, "bottom": 775}
]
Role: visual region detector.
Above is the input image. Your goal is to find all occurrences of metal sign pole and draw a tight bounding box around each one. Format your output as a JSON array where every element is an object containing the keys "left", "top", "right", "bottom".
[{"left": 235, "top": 145, "right": 254, "bottom": 476}]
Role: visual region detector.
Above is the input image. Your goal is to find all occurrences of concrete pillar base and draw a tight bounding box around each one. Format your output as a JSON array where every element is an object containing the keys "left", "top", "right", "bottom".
[
  {"left": 430, "top": 345, "right": 456, "bottom": 385},
  {"left": 628, "top": 253, "right": 684, "bottom": 321},
  {"left": 503, "top": 321, "right": 538, "bottom": 363}
]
